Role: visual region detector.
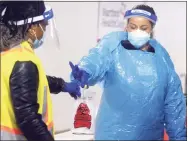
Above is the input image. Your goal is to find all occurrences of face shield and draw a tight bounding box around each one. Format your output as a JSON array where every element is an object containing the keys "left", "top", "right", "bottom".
[
  {"left": 123, "top": 9, "right": 158, "bottom": 48},
  {"left": 124, "top": 9, "right": 158, "bottom": 27},
  {"left": 10, "top": 5, "right": 60, "bottom": 49}
]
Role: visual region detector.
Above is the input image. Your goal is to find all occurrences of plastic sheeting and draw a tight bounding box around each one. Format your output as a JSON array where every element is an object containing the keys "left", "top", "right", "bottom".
[{"left": 77, "top": 31, "right": 187, "bottom": 140}]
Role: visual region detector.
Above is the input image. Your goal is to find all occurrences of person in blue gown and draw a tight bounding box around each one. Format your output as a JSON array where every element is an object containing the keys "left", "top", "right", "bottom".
[{"left": 69, "top": 4, "right": 187, "bottom": 140}]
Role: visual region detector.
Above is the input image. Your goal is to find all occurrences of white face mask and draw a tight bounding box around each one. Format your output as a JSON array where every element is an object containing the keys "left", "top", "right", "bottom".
[{"left": 128, "top": 30, "right": 150, "bottom": 49}]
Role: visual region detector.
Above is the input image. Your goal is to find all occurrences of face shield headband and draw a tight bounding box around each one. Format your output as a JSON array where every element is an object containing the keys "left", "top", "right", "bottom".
[
  {"left": 124, "top": 9, "right": 158, "bottom": 24},
  {"left": 2, "top": 5, "right": 53, "bottom": 25},
  {"left": 1, "top": 5, "right": 60, "bottom": 49}
]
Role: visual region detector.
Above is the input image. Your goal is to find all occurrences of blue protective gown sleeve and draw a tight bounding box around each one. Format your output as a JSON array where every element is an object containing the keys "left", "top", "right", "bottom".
[
  {"left": 163, "top": 50, "right": 187, "bottom": 140},
  {"left": 78, "top": 32, "right": 124, "bottom": 85}
]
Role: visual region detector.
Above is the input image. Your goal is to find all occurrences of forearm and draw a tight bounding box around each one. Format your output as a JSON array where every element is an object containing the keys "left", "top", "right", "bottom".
[
  {"left": 77, "top": 32, "right": 120, "bottom": 85},
  {"left": 164, "top": 65, "right": 187, "bottom": 139},
  {"left": 78, "top": 48, "right": 112, "bottom": 86},
  {"left": 47, "top": 75, "right": 65, "bottom": 94},
  {"left": 165, "top": 96, "right": 186, "bottom": 140},
  {"left": 15, "top": 107, "right": 54, "bottom": 141}
]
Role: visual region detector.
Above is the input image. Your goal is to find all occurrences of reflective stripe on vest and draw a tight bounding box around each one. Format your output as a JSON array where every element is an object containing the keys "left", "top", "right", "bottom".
[
  {"left": 43, "top": 86, "right": 48, "bottom": 122},
  {"left": 1, "top": 125, "right": 53, "bottom": 140},
  {"left": 1, "top": 130, "right": 26, "bottom": 140}
]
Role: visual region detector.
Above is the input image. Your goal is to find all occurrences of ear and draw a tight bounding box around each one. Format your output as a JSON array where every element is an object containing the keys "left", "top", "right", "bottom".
[
  {"left": 28, "top": 24, "right": 37, "bottom": 35},
  {"left": 27, "top": 25, "right": 38, "bottom": 41}
]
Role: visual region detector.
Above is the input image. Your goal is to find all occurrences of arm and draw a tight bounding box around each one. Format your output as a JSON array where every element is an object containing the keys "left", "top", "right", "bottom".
[
  {"left": 46, "top": 75, "right": 65, "bottom": 94},
  {"left": 164, "top": 52, "right": 187, "bottom": 140},
  {"left": 76, "top": 32, "right": 123, "bottom": 86},
  {"left": 47, "top": 75, "right": 81, "bottom": 99},
  {"left": 10, "top": 61, "right": 54, "bottom": 141}
]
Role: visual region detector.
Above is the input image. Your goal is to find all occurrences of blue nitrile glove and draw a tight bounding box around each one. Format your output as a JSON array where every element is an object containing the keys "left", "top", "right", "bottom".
[
  {"left": 63, "top": 80, "right": 81, "bottom": 99},
  {"left": 69, "top": 61, "right": 90, "bottom": 88}
]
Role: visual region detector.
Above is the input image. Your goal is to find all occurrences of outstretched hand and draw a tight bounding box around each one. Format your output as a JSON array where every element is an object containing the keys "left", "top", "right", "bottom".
[{"left": 69, "top": 61, "right": 90, "bottom": 88}]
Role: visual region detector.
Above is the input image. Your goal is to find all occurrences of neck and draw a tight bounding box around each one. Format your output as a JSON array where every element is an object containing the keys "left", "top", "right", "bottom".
[
  {"left": 141, "top": 43, "right": 150, "bottom": 51},
  {"left": 27, "top": 38, "right": 34, "bottom": 49},
  {"left": 141, "top": 45, "right": 149, "bottom": 51}
]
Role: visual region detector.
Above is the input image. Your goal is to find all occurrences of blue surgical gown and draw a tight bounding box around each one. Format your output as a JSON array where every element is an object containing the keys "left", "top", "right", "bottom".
[{"left": 77, "top": 31, "right": 187, "bottom": 140}]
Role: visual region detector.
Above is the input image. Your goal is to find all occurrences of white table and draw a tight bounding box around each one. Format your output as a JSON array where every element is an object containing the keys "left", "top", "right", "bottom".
[{"left": 55, "top": 131, "right": 94, "bottom": 140}]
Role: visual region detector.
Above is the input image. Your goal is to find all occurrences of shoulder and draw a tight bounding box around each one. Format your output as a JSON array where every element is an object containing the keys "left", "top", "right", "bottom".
[
  {"left": 97, "top": 31, "right": 128, "bottom": 52},
  {"left": 11, "top": 61, "right": 39, "bottom": 78},
  {"left": 102, "top": 31, "right": 128, "bottom": 40},
  {"left": 149, "top": 39, "right": 169, "bottom": 56},
  {"left": 149, "top": 39, "right": 174, "bottom": 69}
]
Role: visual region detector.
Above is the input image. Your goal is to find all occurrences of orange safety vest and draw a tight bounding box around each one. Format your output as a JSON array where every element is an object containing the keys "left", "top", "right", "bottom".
[{"left": 1, "top": 41, "right": 54, "bottom": 140}]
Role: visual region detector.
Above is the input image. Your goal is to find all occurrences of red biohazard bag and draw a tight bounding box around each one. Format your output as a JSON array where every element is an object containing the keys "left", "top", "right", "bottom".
[{"left": 71, "top": 90, "right": 96, "bottom": 135}]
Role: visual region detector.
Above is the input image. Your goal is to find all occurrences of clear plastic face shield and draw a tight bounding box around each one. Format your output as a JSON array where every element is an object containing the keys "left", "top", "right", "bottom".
[
  {"left": 124, "top": 9, "right": 158, "bottom": 29},
  {"left": 10, "top": 5, "right": 60, "bottom": 49},
  {"left": 123, "top": 9, "right": 158, "bottom": 48}
]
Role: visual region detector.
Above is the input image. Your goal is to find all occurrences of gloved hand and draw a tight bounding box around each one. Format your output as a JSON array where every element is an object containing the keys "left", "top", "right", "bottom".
[
  {"left": 63, "top": 80, "right": 81, "bottom": 99},
  {"left": 69, "top": 61, "right": 90, "bottom": 88}
]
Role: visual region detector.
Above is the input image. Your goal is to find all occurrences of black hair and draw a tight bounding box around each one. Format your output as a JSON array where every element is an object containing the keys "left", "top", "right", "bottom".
[
  {"left": 128, "top": 4, "right": 157, "bottom": 28},
  {"left": 0, "top": 1, "right": 45, "bottom": 51}
]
